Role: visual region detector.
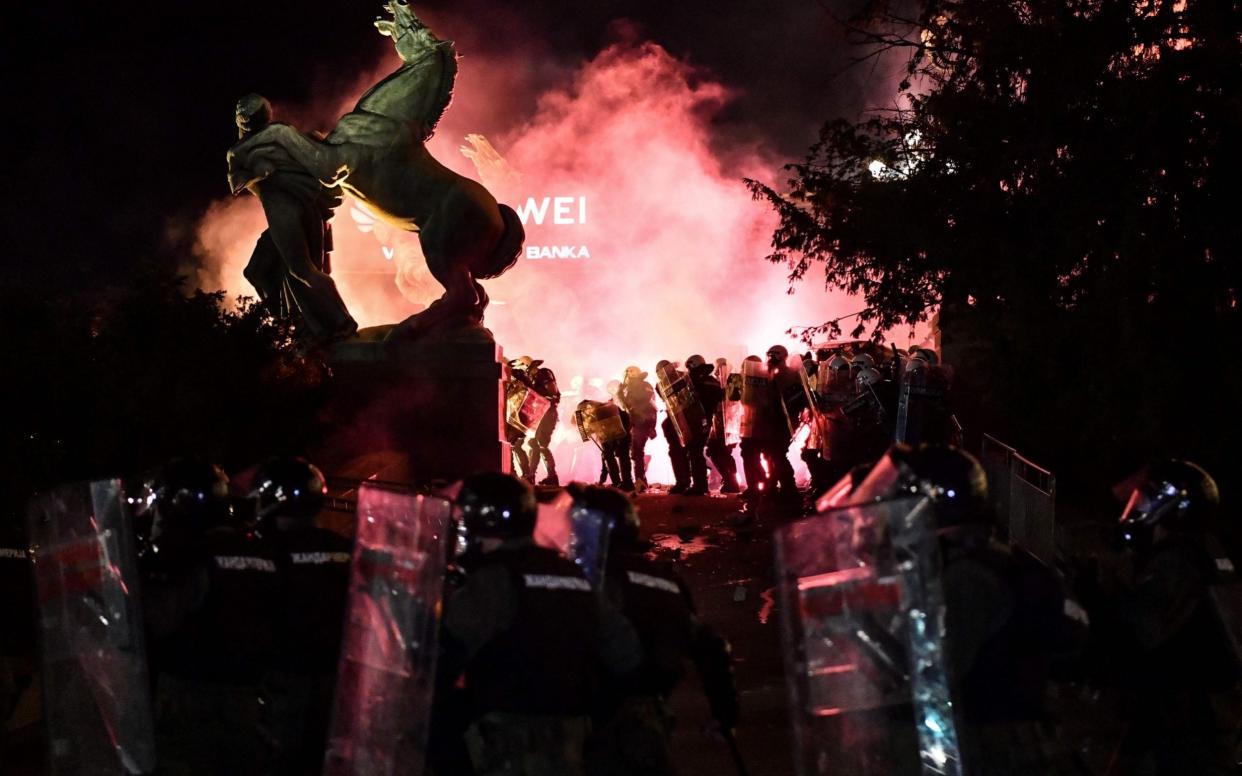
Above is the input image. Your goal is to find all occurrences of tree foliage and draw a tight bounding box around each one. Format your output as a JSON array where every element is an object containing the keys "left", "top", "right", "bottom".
[
  {"left": 750, "top": 0, "right": 1241, "bottom": 491},
  {"left": 0, "top": 272, "right": 330, "bottom": 519}
]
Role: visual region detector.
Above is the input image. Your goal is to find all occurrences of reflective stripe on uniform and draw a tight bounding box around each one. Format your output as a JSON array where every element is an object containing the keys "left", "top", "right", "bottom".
[
  {"left": 626, "top": 570, "right": 681, "bottom": 595},
  {"left": 290, "top": 552, "right": 351, "bottom": 565},
  {"left": 522, "top": 573, "right": 591, "bottom": 592},
  {"left": 213, "top": 556, "right": 277, "bottom": 572}
]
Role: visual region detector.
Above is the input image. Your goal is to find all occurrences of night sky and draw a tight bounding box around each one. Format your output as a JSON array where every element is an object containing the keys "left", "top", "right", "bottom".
[{"left": 11, "top": 1, "right": 888, "bottom": 292}]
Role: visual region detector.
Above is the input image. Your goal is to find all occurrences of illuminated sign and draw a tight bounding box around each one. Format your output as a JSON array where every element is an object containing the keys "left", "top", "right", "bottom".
[{"left": 516, "top": 195, "right": 591, "bottom": 260}]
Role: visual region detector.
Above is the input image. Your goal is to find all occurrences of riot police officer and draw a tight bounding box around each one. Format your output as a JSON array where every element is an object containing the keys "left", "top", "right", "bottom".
[
  {"left": 439, "top": 472, "right": 641, "bottom": 776},
  {"left": 851, "top": 444, "right": 1088, "bottom": 775},
  {"left": 251, "top": 456, "right": 352, "bottom": 775},
  {"left": 756, "top": 345, "right": 799, "bottom": 502},
  {"left": 619, "top": 366, "right": 659, "bottom": 493},
  {"left": 684, "top": 355, "right": 726, "bottom": 496},
  {"left": 1085, "top": 459, "right": 1239, "bottom": 775},
  {"left": 655, "top": 360, "right": 692, "bottom": 494},
  {"left": 141, "top": 457, "right": 279, "bottom": 775},
  {"left": 513, "top": 356, "right": 561, "bottom": 487},
  {"left": 568, "top": 485, "right": 740, "bottom": 775}
]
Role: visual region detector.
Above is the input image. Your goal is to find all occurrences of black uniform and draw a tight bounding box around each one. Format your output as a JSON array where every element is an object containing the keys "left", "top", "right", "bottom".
[
  {"left": 598, "top": 406, "right": 634, "bottom": 491},
  {"left": 687, "top": 371, "right": 728, "bottom": 495},
  {"left": 1, "top": 527, "right": 36, "bottom": 759},
  {"left": 1089, "top": 533, "right": 1241, "bottom": 775},
  {"left": 587, "top": 550, "right": 738, "bottom": 775},
  {"left": 523, "top": 368, "right": 561, "bottom": 485},
  {"left": 440, "top": 540, "right": 642, "bottom": 776},
  {"left": 145, "top": 526, "right": 282, "bottom": 775},
  {"left": 942, "top": 536, "right": 1089, "bottom": 774},
  {"left": 261, "top": 525, "right": 353, "bottom": 775},
  {"left": 619, "top": 377, "right": 659, "bottom": 487},
  {"left": 752, "top": 366, "right": 798, "bottom": 499}
]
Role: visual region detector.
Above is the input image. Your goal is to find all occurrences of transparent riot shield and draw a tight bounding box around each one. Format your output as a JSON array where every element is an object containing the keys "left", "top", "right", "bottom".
[
  {"left": 739, "top": 360, "right": 770, "bottom": 438},
  {"left": 506, "top": 380, "right": 551, "bottom": 436},
  {"left": 27, "top": 479, "right": 156, "bottom": 775},
  {"left": 590, "top": 402, "right": 628, "bottom": 446},
  {"left": 566, "top": 505, "right": 612, "bottom": 590},
  {"left": 656, "top": 363, "right": 706, "bottom": 445},
  {"left": 323, "top": 486, "right": 452, "bottom": 776},
  {"left": 776, "top": 497, "right": 963, "bottom": 776}
]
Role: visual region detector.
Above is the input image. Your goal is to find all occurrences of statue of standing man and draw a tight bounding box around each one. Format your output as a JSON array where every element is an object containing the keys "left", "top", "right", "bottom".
[{"left": 227, "top": 94, "right": 358, "bottom": 344}]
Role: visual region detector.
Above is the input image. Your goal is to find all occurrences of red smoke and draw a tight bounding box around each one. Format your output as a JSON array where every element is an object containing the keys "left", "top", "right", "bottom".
[{"left": 193, "top": 33, "right": 868, "bottom": 483}]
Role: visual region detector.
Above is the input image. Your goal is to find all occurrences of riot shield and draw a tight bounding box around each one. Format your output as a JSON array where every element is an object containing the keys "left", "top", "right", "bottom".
[
  {"left": 656, "top": 363, "right": 707, "bottom": 445},
  {"left": 894, "top": 368, "right": 946, "bottom": 446},
  {"left": 739, "top": 360, "right": 770, "bottom": 439},
  {"left": 27, "top": 479, "right": 156, "bottom": 775},
  {"left": 323, "top": 486, "right": 452, "bottom": 776},
  {"left": 566, "top": 505, "right": 612, "bottom": 590},
  {"left": 530, "top": 495, "right": 610, "bottom": 588},
  {"left": 589, "top": 402, "right": 627, "bottom": 445},
  {"left": 776, "top": 497, "right": 963, "bottom": 776},
  {"left": 505, "top": 380, "right": 551, "bottom": 436}
]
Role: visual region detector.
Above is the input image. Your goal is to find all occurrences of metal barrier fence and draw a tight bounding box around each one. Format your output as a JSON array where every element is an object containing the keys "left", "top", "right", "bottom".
[{"left": 980, "top": 434, "right": 1057, "bottom": 563}]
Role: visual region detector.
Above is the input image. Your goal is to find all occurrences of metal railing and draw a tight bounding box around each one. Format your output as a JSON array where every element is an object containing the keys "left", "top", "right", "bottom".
[{"left": 981, "top": 434, "right": 1057, "bottom": 563}]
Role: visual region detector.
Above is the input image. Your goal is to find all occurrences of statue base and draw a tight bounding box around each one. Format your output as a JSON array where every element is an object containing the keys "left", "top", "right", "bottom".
[{"left": 313, "top": 321, "right": 510, "bottom": 485}]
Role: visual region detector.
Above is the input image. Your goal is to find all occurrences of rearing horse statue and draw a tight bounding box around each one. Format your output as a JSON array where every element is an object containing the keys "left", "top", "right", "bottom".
[{"left": 228, "top": 2, "right": 524, "bottom": 339}]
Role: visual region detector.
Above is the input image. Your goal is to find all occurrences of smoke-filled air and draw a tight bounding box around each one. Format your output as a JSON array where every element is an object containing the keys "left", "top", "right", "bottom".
[{"left": 192, "top": 27, "right": 879, "bottom": 481}]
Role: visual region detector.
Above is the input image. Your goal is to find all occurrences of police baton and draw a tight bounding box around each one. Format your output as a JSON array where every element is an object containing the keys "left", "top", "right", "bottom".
[{"left": 722, "top": 729, "right": 750, "bottom": 776}]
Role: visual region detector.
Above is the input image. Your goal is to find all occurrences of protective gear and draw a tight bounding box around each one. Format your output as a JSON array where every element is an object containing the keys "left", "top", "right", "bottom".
[
  {"left": 518, "top": 362, "right": 560, "bottom": 486},
  {"left": 456, "top": 472, "right": 539, "bottom": 546},
  {"left": 505, "top": 378, "right": 551, "bottom": 436},
  {"left": 855, "top": 366, "right": 882, "bottom": 389},
  {"left": 251, "top": 456, "right": 328, "bottom": 528},
  {"left": 439, "top": 538, "right": 641, "bottom": 776},
  {"left": 850, "top": 353, "right": 876, "bottom": 370},
  {"left": 146, "top": 458, "right": 232, "bottom": 554},
  {"left": 324, "top": 486, "right": 453, "bottom": 774},
  {"left": 776, "top": 496, "right": 963, "bottom": 775},
  {"left": 685, "top": 354, "right": 712, "bottom": 375},
  {"left": 766, "top": 344, "right": 789, "bottom": 365},
  {"left": 624, "top": 365, "right": 648, "bottom": 382},
  {"left": 573, "top": 484, "right": 640, "bottom": 551},
  {"left": 588, "top": 495, "right": 739, "bottom": 775},
  {"left": 262, "top": 497, "right": 353, "bottom": 773},
  {"left": 512, "top": 355, "right": 543, "bottom": 371},
  {"left": 619, "top": 371, "right": 658, "bottom": 490},
  {"left": 852, "top": 443, "right": 991, "bottom": 531},
  {"left": 27, "top": 479, "right": 157, "bottom": 775},
  {"left": 828, "top": 355, "right": 850, "bottom": 377},
  {"left": 1119, "top": 459, "right": 1220, "bottom": 535},
  {"left": 656, "top": 360, "right": 708, "bottom": 446},
  {"left": 576, "top": 402, "right": 634, "bottom": 492}
]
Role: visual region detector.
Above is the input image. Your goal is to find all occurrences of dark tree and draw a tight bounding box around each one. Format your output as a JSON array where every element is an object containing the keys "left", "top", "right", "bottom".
[
  {"left": 0, "top": 272, "right": 331, "bottom": 522},
  {"left": 749, "top": 0, "right": 1242, "bottom": 496}
]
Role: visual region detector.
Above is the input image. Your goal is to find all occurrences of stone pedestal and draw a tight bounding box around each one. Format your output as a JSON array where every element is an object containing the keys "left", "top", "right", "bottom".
[{"left": 314, "top": 325, "right": 509, "bottom": 485}]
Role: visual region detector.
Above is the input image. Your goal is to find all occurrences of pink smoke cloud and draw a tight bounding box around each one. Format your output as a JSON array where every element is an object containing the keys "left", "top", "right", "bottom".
[{"left": 192, "top": 31, "right": 870, "bottom": 483}]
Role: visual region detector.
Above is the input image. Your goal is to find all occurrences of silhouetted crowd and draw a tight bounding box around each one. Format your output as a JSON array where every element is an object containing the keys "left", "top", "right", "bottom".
[{"left": 2, "top": 344, "right": 1238, "bottom": 776}]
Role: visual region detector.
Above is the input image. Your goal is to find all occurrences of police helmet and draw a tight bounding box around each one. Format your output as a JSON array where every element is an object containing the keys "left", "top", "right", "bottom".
[
  {"left": 852, "top": 444, "right": 990, "bottom": 530},
  {"left": 856, "top": 367, "right": 882, "bottom": 387},
  {"left": 851, "top": 353, "right": 876, "bottom": 370},
  {"left": 568, "top": 483, "right": 640, "bottom": 550},
  {"left": 147, "top": 458, "right": 232, "bottom": 552},
  {"left": 828, "top": 355, "right": 851, "bottom": 374},
  {"left": 766, "top": 345, "right": 789, "bottom": 364},
  {"left": 1119, "top": 459, "right": 1219, "bottom": 534},
  {"left": 905, "top": 353, "right": 930, "bottom": 373},
  {"left": 456, "top": 471, "right": 537, "bottom": 542},
  {"left": 685, "top": 354, "right": 713, "bottom": 375},
  {"left": 251, "top": 456, "right": 327, "bottom": 528}
]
